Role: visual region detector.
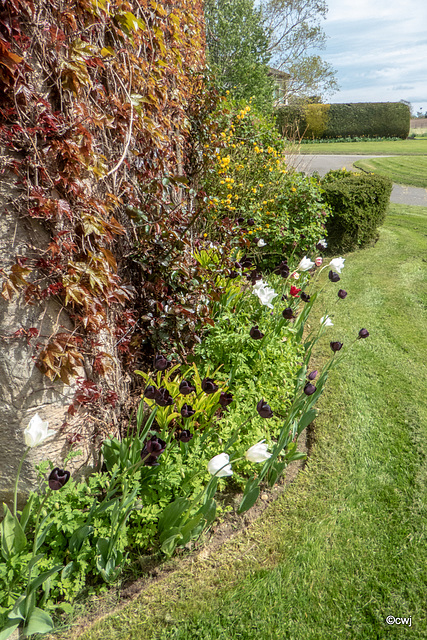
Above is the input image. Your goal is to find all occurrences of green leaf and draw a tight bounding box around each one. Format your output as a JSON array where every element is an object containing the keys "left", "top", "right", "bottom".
[
  {"left": 19, "top": 493, "right": 35, "bottom": 532},
  {"left": 238, "top": 486, "right": 260, "bottom": 514},
  {"left": 158, "top": 497, "right": 189, "bottom": 538},
  {"left": 297, "top": 408, "right": 317, "bottom": 434},
  {"left": 69, "top": 525, "right": 94, "bottom": 554},
  {"left": 28, "top": 565, "right": 63, "bottom": 594},
  {"left": 0, "top": 618, "right": 20, "bottom": 640},
  {"left": 1, "top": 503, "right": 27, "bottom": 559},
  {"left": 35, "top": 521, "right": 54, "bottom": 551},
  {"left": 23, "top": 607, "right": 54, "bottom": 635}
]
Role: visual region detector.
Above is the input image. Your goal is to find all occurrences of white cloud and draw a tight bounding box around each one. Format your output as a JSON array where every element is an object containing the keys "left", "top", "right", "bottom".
[{"left": 321, "top": 0, "right": 427, "bottom": 104}]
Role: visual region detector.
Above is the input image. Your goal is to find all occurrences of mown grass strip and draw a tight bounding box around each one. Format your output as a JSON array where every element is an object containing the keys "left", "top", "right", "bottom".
[
  {"left": 354, "top": 155, "right": 427, "bottom": 188},
  {"left": 298, "top": 139, "right": 427, "bottom": 155},
  {"left": 72, "top": 204, "right": 427, "bottom": 640}
]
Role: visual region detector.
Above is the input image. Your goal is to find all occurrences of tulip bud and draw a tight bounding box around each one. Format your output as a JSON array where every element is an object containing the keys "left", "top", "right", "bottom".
[
  {"left": 304, "top": 382, "right": 316, "bottom": 396},
  {"left": 181, "top": 403, "right": 195, "bottom": 418},
  {"left": 154, "top": 387, "right": 174, "bottom": 407},
  {"left": 48, "top": 468, "right": 70, "bottom": 490},
  {"left": 338, "top": 289, "right": 347, "bottom": 299},
  {"left": 201, "top": 378, "right": 219, "bottom": 394},
  {"left": 153, "top": 354, "right": 168, "bottom": 371},
  {"left": 179, "top": 429, "right": 193, "bottom": 443},
  {"left": 358, "top": 328, "right": 369, "bottom": 339},
  {"left": 328, "top": 270, "right": 340, "bottom": 283},
  {"left": 141, "top": 436, "right": 166, "bottom": 466},
  {"left": 315, "top": 257, "right": 323, "bottom": 267},
  {"left": 308, "top": 370, "right": 318, "bottom": 380},
  {"left": 256, "top": 399, "right": 273, "bottom": 418},
  {"left": 179, "top": 380, "right": 195, "bottom": 395},
  {"left": 245, "top": 441, "right": 272, "bottom": 463},
  {"left": 330, "top": 341, "right": 343, "bottom": 352},
  {"left": 144, "top": 385, "right": 157, "bottom": 399},
  {"left": 219, "top": 391, "right": 233, "bottom": 408},
  {"left": 282, "top": 307, "right": 294, "bottom": 320},
  {"left": 250, "top": 325, "right": 264, "bottom": 340},
  {"left": 275, "top": 261, "right": 290, "bottom": 278},
  {"left": 300, "top": 291, "right": 310, "bottom": 302}
]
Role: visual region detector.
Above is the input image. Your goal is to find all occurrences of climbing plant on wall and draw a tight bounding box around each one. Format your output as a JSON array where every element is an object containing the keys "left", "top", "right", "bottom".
[{"left": 0, "top": 0, "right": 219, "bottom": 415}]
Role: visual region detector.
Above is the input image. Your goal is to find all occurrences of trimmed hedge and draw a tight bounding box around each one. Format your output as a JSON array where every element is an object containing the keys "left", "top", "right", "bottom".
[
  {"left": 320, "top": 169, "right": 393, "bottom": 252},
  {"left": 277, "top": 102, "right": 410, "bottom": 139}
]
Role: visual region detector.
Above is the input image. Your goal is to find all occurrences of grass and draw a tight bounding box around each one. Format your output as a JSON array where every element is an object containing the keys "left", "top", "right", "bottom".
[
  {"left": 353, "top": 156, "right": 427, "bottom": 188},
  {"left": 60, "top": 204, "right": 427, "bottom": 640},
  {"left": 297, "top": 138, "right": 427, "bottom": 155}
]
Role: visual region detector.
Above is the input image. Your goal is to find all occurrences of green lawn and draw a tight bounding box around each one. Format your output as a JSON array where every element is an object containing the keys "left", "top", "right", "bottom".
[
  {"left": 354, "top": 156, "right": 427, "bottom": 188},
  {"left": 297, "top": 138, "right": 427, "bottom": 155},
  {"left": 64, "top": 204, "right": 427, "bottom": 640}
]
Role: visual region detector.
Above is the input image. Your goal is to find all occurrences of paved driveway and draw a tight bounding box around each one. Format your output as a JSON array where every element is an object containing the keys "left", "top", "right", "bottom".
[{"left": 288, "top": 154, "right": 427, "bottom": 206}]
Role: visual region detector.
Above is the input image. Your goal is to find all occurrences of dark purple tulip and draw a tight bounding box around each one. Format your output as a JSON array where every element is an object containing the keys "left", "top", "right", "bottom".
[
  {"left": 141, "top": 436, "right": 166, "bottom": 466},
  {"left": 201, "top": 378, "right": 218, "bottom": 394},
  {"left": 247, "top": 218, "right": 255, "bottom": 227},
  {"left": 154, "top": 387, "right": 174, "bottom": 407},
  {"left": 328, "top": 270, "right": 340, "bottom": 283},
  {"left": 250, "top": 325, "right": 264, "bottom": 340},
  {"left": 228, "top": 270, "right": 238, "bottom": 279},
  {"left": 276, "top": 261, "right": 290, "bottom": 278},
  {"left": 144, "top": 385, "right": 157, "bottom": 399},
  {"left": 48, "top": 468, "right": 70, "bottom": 491},
  {"left": 237, "top": 217, "right": 245, "bottom": 225},
  {"left": 282, "top": 307, "right": 294, "bottom": 320},
  {"left": 179, "top": 380, "right": 195, "bottom": 395},
  {"left": 304, "top": 382, "right": 316, "bottom": 396},
  {"left": 338, "top": 289, "right": 347, "bottom": 299},
  {"left": 153, "top": 354, "right": 168, "bottom": 371},
  {"left": 181, "top": 403, "right": 195, "bottom": 418},
  {"left": 256, "top": 399, "right": 273, "bottom": 418},
  {"left": 308, "top": 370, "right": 318, "bottom": 380},
  {"left": 358, "top": 328, "right": 369, "bottom": 339},
  {"left": 219, "top": 391, "right": 233, "bottom": 408},
  {"left": 300, "top": 291, "right": 310, "bottom": 302},
  {"left": 247, "top": 270, "right": 262, "bottom": 284},
  {"left": 330, "top": 341, "right": 343, "bottom": 352},
  {"left": 239, "top": 255, "right": 253, "bottom": 268},
  {"left": 178, "top": 430, "right": 193, "bottom": 443}
]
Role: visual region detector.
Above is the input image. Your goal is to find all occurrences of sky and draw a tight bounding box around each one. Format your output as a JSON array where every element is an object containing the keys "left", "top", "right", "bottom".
[{"left": 320, "top": 0, "right": 427, "bottom": 112}]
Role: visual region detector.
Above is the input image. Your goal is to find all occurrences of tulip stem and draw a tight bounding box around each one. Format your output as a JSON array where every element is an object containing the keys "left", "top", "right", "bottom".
[{"left": 13, "top": 447, "right": 30, "bottom": 518}]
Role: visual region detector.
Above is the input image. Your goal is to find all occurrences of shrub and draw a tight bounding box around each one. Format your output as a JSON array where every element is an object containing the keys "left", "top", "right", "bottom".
[
  {"left": 202, "top": 100, "right": 330, "bottom": 269},
  {"left": 276, "top": 102, "right": 411, "bottom": 140},
  {"left": 320, "top": 169, "right": 393, "bottom": 252}
]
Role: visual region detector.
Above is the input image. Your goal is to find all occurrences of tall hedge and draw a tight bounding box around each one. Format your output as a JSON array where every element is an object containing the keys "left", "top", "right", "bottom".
[{"left": 276, "top": 102, "right": 410, "bottom": 139}]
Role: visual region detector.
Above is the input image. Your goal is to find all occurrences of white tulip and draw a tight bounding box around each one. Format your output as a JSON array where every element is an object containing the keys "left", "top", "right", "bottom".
[
  {"left": 257, "top": 238, "right": 267, "bottom": 247},
  {"left": 207, "top": 453, "right": 233, "bottom": 477},
  {"left": 245, "top": 440, "right": 272, "bottom": 463},
  {"left": 320, "top": 315, "right": 333, "bottom": 327},
  {"left": 329, "top": 257, "right": 345, "bottom": 273},
  {"left": 253, "top": 283, "right": 278, "bottom": 309},
  {"left": 298, "top": 256, "right": 315, "bottom": 271},
  {"left": 24, "top": 414, "right": 55, "bottom": 448},
  {"left": 252, "top": 278, "right": 265, "bottom": 291}
]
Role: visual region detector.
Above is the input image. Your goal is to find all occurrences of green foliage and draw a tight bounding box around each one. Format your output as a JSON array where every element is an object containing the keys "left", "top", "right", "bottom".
[
  {"left": 277, "top": 102, "right": 411, "bottom": 140},
  {"left": 320, "top": 169, "right": 393, "bottom": 252},
  {"left": 204, "top": 0, "right": 275, "bottom": 111}
]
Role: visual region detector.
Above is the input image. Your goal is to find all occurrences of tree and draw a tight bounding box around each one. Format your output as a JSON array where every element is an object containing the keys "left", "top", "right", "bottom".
[
  {"left": 258, "top": 0, "right": 339, "bottom": 101},
  {"left": 204, "top": 0, "right": 275, "bottom": 110}
]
